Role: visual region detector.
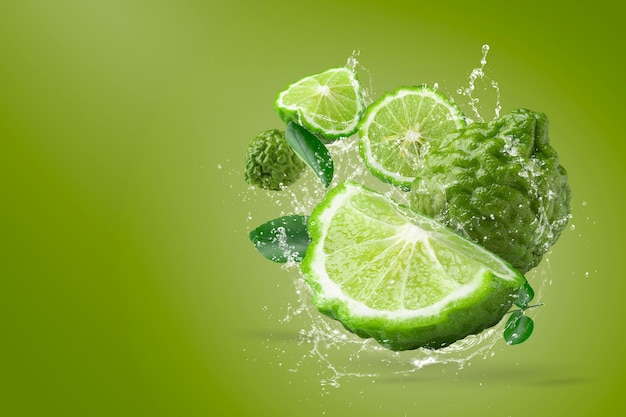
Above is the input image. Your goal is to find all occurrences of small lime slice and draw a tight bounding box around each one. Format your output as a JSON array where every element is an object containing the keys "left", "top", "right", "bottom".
[
  {"left": 301, "top": 182, "right": 525, "bottom": 351},
  {"left": 359, "top": 86, "right": 466, "bottom": 188},
  {"left": 275, "top": 67, "right": 365, "bottom": 140}
]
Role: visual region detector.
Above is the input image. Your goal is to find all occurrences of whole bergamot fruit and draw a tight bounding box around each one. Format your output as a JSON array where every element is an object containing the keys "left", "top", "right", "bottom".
[
  {"left": 245, "top": 129, "right": 305, "bottom": 191},
  {"left": 409, "top": 108, "right": 571, "bottom": 273}
]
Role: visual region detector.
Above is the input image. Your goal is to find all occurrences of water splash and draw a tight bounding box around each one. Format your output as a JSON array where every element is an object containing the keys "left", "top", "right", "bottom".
[
  {"left": 346, "top": 49, "right": 360, "bottom": 71},
  {"left": 347, "top": 49, "right": 375, "bottom": 106},
  {"left": 457, "top": 44, "right": 501, "bottom": 122},
  {"left": 242, "top": 49, "right": 553, "bottom": 388},
  {"left": 271, "top": 260, "right": 552, "bottom": 389}
]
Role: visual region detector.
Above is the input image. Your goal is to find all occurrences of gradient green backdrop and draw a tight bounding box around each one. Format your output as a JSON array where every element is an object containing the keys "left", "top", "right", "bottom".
[{"left": 2, "top": 1, "right": 624, "bottom": 416}]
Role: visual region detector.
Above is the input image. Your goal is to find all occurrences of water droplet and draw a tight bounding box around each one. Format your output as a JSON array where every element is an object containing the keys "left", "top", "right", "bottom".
[
  {"left": 346, "top": 49, "right": 360, "bottom": 70},
  {"left": 457, "top": 44, "right": 502, "bottom": 123}
]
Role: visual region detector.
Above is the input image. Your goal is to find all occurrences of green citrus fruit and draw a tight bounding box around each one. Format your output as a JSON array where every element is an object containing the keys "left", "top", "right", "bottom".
[
  {"left": 244, "top": 129, "right": 305, "bottom": 191},
  {"left": 301, "top": 182, "right": 525, "bottom": 351},
  {"left": 410, "top": 108, "right": 571, "bottom": 273}
]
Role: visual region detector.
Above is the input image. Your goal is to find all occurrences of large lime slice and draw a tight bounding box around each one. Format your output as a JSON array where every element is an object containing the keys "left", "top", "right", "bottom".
[
  {"left": 275, "top": 67, "right": 365, "bottom": 140},
  {"left": 301, "top": 182, "right": 525, "bottom": 351},
  {"left": 359, "top": 86, "right": 466, "bottom": 189}
]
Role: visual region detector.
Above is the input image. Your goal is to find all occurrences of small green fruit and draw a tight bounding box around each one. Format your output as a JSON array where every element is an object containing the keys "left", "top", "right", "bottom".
[{"left": 245, "top": 129, "right": 305, "bottom": 191}]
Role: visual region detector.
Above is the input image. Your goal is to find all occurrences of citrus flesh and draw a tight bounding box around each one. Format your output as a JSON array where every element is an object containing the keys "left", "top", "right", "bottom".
[
  {"left": 301, "top": 182, "right": 525, "bottom": 351},
  {"left": 275, "top": 67, "right": 365, "bottom": 140},
  {"left": 358, "top": 86, "right": 465, "bottom": 189}
]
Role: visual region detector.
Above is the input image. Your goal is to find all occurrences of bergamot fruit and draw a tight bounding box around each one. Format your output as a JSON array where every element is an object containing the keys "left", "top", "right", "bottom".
[
  {"left": 302, "top": 182, "right": 526, "bottom": 351},
  {"left": 409, "top": 108, "right": 571, "bottom": 273},
  {"left": 245, "top": 129, "right": 305, "bottom": 191}
]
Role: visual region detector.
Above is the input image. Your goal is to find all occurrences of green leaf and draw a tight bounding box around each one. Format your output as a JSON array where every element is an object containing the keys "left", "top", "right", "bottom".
[
  {"left": 504, "top": 311, "right": 534, "bottom": 345},
  {"left": 515, "top": 280, "right": 535, "bottom": 309},
  {"left": 285, "top": 121, "right": 334, "bottom": 188},
  {"left": 249, "top": 215, "right": 311, "bottom": 263}
]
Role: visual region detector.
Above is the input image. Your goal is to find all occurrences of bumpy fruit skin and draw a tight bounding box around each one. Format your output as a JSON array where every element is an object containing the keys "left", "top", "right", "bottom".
[
  {"left": 410, "top": 109, "right": 571, "bottom": 273},
  {"left": 245, "top": 129, "right": 305, "bottom": 191}
]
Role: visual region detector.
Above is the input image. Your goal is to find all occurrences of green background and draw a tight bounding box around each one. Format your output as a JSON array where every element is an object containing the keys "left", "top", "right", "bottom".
[{"left": 2, "top": 1, "right": 624, "bottom": 416}]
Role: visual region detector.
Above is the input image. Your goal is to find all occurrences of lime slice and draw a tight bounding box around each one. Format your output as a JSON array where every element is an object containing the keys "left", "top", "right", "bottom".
[
  {"left": 301, "top": 182, "right": 525, "bottom": 351},
  {"left": 359, "top": 86, "right": 466, "bottom": 188},
  {"left": 275, "top": 67, "right": 365, "bottom": 140}
]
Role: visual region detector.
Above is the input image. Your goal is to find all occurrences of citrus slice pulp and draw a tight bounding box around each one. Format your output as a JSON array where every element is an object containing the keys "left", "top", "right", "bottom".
[{"left": 358, "top": 86, "right": 466, "bottom": 189}]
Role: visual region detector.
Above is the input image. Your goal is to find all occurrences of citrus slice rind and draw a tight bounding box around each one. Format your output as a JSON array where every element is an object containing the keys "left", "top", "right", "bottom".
[
  {"left": 301, "top": 182, "right": 525, "bottom": 351},
  {"left": 275, "top": 67, "right": 366, "bottom": 140},
  {"left": 358, "top": 86, "right": 466, "bottom": 188}
]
